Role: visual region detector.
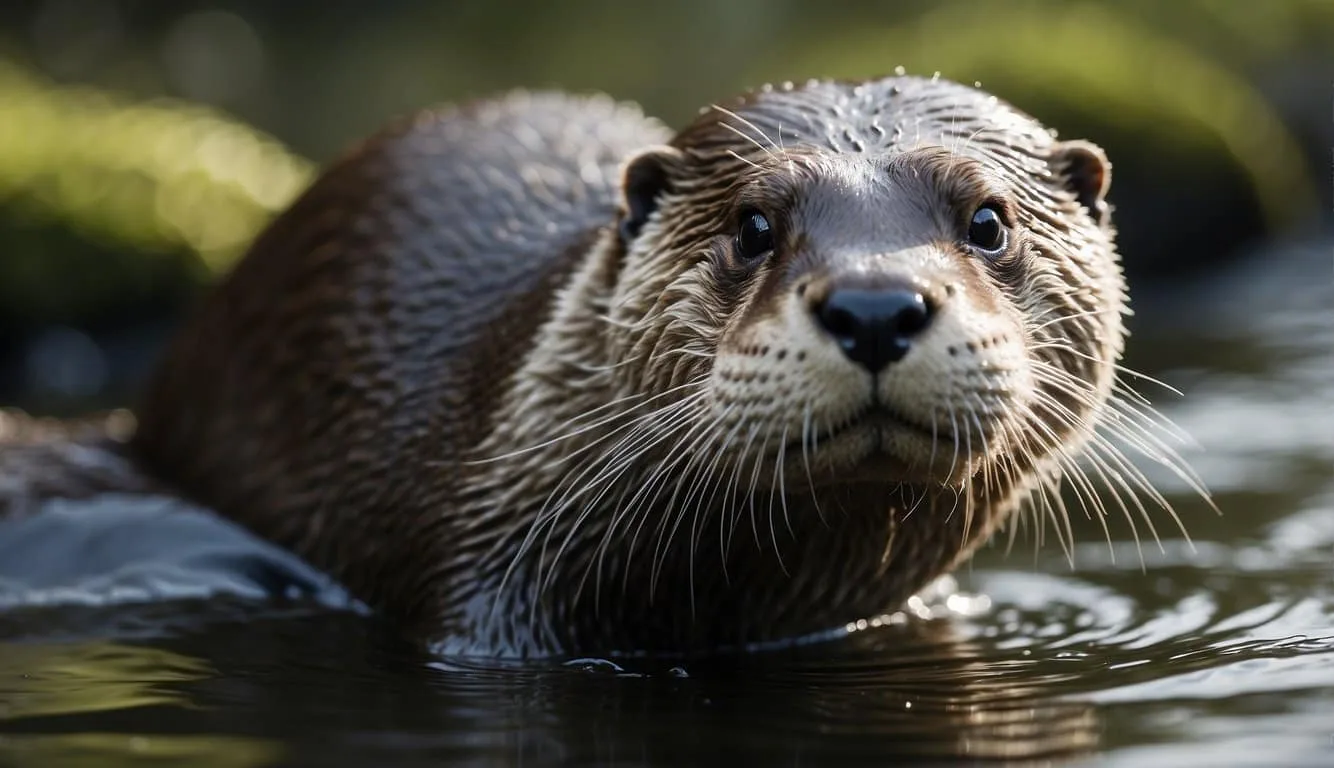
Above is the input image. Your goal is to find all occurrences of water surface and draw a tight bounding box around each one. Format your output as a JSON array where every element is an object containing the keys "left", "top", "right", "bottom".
[{"left": 0, "top": 239, "right": 1330, "bottom": 766}]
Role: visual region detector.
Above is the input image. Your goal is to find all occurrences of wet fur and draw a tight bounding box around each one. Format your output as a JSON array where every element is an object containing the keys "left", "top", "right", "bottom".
[{"left": 0, "top": 77, "right": 1200, "bottom": 656}]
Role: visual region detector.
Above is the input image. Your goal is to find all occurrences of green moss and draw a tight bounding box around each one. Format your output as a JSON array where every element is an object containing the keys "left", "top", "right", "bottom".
[
  {"left": 0, "top": 61, "right": 313, "bottom": 273},
  {"left": 0, "top": 61, "right": 314, "bottom": 325}
]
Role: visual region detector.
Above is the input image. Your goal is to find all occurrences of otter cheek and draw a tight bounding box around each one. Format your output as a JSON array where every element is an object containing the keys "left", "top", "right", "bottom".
[{"left": 877, "top": 299, "right": 1030, "bottom": 466}]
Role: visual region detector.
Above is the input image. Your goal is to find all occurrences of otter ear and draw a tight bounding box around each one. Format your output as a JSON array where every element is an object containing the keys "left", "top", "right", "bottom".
[
  {"left": 1052, "top": 140, "right": 1112, "bottom": 227},
  {"left": 619, "top": 145, "right": 684, "bottom": 242}
]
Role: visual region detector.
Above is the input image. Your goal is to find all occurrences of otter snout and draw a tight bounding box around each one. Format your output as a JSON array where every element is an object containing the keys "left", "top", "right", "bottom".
[{"left": 808, "top": 278, "right": 937, "bottom": 373}]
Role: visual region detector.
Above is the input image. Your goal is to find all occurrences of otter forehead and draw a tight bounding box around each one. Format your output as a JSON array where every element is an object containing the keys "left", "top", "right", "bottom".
[{"left": 675, "top": 76, "right": 1057, "bottom": 164}]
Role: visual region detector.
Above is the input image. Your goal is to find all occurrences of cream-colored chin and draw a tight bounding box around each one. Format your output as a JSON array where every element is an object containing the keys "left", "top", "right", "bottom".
[{"left": 778, "top": 409, "right": 998, "bottom": 488}]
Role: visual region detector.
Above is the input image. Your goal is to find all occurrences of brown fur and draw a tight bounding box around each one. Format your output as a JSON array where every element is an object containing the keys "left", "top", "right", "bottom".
[{"left": 3, "top": 77, "right": 1152, "bottom": 657}]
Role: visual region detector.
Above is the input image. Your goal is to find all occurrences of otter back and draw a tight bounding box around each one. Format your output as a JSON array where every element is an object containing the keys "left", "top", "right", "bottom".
[{"left": 131, "top": 93, "right": 670, "bottom": 623}]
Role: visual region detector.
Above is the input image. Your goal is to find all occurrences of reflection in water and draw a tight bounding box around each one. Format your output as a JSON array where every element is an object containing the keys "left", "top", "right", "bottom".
[
  {"left": 0, "top": 734, "right": 281, "bottom": 768},
  {"left": 0, "top": 641, "right": 208, "bottom": 720},
  {"left": 0, "top": 240, "right": 1329, "bottom": 764},
  {"left": 0, "top": 606, "right": 1103, "bottom": 765},
  {"left": 0, "top": 639, "right": 281, "bottom": 767},
  {"left": 426, "top": 619, "right": 1103, "bottom": 765}
]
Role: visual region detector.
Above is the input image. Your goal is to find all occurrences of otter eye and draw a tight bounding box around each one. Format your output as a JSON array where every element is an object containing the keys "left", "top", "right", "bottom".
[
  {"left": 735, "top": 210, "right": 774, "bottom": 261},
  {"left": 967, "top": 206, "right": 1007, "bottom": 255}
]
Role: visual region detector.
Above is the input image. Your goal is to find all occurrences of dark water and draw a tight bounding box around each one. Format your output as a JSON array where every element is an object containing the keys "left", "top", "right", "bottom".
[{"left": 0, "top": 240, "right": 1330, "bottom": 766}]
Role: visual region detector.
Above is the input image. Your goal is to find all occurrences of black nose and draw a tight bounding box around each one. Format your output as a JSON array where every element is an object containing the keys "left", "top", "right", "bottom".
[{"left": 814, "top": 286, "right": 934, "bottom": 372}]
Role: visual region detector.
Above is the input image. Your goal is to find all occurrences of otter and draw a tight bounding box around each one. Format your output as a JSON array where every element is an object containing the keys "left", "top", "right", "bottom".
[{"left": 0, "top": 75, "right": 1163, "bottom": 656}]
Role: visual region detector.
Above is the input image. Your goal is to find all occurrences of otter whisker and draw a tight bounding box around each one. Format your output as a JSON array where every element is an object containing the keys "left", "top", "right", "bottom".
[
  {"left": 502, "top": 390, "right": 706, "bottom": 607},
  {"left": 1099, "top": 400, "right": 1207, "bottom": 485},
  {"left": 1030, "top": 374, "right": 1184, "bottom": 541},
  {"left": 777, "top": 120, "right": 797, "bottom": 175},
  {"left": 1006, "top": 417, "right": 1067, "bottom": 559},
  {"left": 1031, "top": 361, "right": 1211, "bottom": 511},
  {"left": 1032, "top": 468, "right": 1079, "bottom": 566},
  {"left": 467, "top": 376, "right": 707, "bottom": 464},
  {"left": 1041, "top": 388, "right": 1165, "bottom": 563},
  {"left": 703, "top": 407, "right": 751, "bottom": 585},
  {"left": 1002, "top": 491, "right": 1027, "bottom": 558},
  {"left": 799, "top": 402, "right": 826, "bottom": 527},
  {"left": 721, "top": 422, "right": 762, "bottom": 562},
  {"left": 773, "top": 422, "right": 794, "bottom": 549},
  {"left": 532, "top": 394, "right": 700, "bottom": 551},
  {"left": 620, "top": 445, "right": 694, "bottom": 597},
  {"left": 997, "top": 408, "right": 1088, "bottom": 561},
  {"left": 726, "top": 149, "right": 763, "bottom": 171},
  {"left": 561, "top": 352, "right": 644, "bottom": 376},
  {"left": 711, "top": 105, "right": 779, "bottom": 158},
  {"left": 878, "top": 488, "right": 921, "bottom": 572},
  {"left": 1027, "top": 342, "right": 1193, "bottom": 446},
  {"left": 650, "top": 347, "right": 717, "bottom": 363},
  {"left": 938, "top": 484, "right": 965, "bottom": 529},
  {"left": 1110, "top": 380, "right": 1194, "bottom": 444},
  {"left": 958, "top": 396, "right": 977, "bottom": 545},
  {"left": 537, "top": 440, "right": 678, "bottom": 603},
  {"left": 946, "top": 399, "right": 963, "bottom": 485},
  {"left": 576, "top": 480, "right": 637, "bottom": 616},
  {"left": 1112, "top": 364, "right": 1186, "bottom": 398},
  {"left": 682, "top": 441, "right": 729, "bottom": 616},
  {"left": 955, "top": 394, "right": 976, "bottom": 546},
  {"left": 986, "top": 412, "right": 1031, "bottom": 553},
  {"left": 1027, "top": 307, "right": 1110, "bottom": 336},
  {"left": 1030, "top": 339, "right": 1186, "bottom": 400},
  {"left": 647, "top": 475, "right": 701, "bottom": 604},
  {"left": 967, "top": 394, "right": 993, "bottom": 484},
  {"left": 1098, "top": 409, "right": 1210, "bottom": 504},
  {"left": 1024, "top": 373, "right": 1173, "bottom": 512},
  {"left": 574, "top": 398, "right": 705, "bottom": 508},
  {"left": 559, "top": 403, "right": 694, "bottom": 515},
  {"left": 893, "top": 487, "right": 930, "bottom": 576},
  {"left": 1008, "top": 465, "right": 1047, "bottom": 559},
  {"left": 548, "top": 398, "right": 708, "bottom": 601},
  {"left": 1024, "top": 401, "right": 1115, "bottom": 563},
  {"left": 582, "top": 404, "right": 720, "bottom": 613},
  {"left": 744, "top": 431, "right": 785, "bottom": 577},
  {"left": 1039, "top": 473, "right": 1078, "bottom": 565},
  {"left": 929, "top": 405, "right": 942, "bottom": 477},
  {"left": 1030, "top": 358, "right": 1208, "bottom": 491},
  {"left": 673, "top": 413, "right": 748, "bottom": 611},
  {"left": 709, "top": 108, "right": 779, "bottom": 160},
  {"left": 1011, "top": 395, "right": 1095, "bottom": 550},
  {"left": 646, "top": 412, "right": 749, "bottom": 602},
  {"left": 624, "top": 402, "right": 741, "bottom": 586},
  {"left": 1080, "top": 441, "right": 1161, "bottom": 566}
]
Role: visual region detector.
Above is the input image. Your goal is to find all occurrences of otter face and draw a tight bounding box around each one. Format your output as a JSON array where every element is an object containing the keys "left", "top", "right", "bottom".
[
  {"left": 704, "top": 149, "right": 1040, "bottom": 486},
  {"left": 612, "top": 77, "right": 1122, "bottom": 496}
]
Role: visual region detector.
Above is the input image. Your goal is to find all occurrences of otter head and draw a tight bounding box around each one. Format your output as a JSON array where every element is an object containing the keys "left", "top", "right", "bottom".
[
  {"left": 609, "top": 77, "right": 1121, "bottom": 509},
  {"left": 474, "top": 76, "right": 1130, "bottom": 654}
]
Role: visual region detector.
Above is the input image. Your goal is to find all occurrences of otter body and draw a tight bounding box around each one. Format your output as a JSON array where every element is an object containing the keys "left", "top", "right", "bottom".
[{"left": 1, "top": 77, "right": 1135, "bottom": 656}]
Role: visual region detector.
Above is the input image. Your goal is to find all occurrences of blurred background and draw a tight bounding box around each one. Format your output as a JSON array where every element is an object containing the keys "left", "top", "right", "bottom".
[
  {"left": 1, "top": 6, "right": 1332, "bottom": 763},
  {"left": 0, "top": 0, "right": 1330, "bottom": 416}
]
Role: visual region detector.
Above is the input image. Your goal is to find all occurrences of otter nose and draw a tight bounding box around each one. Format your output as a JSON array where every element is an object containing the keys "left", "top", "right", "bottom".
[{"left": 814, "top": 286, "right": 934, "bottom": 372}]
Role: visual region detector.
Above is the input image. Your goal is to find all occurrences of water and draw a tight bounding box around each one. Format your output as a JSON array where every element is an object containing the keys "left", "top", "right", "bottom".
[{"left": 0, "top": 239, "right": 1330, "bottom": 766}]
